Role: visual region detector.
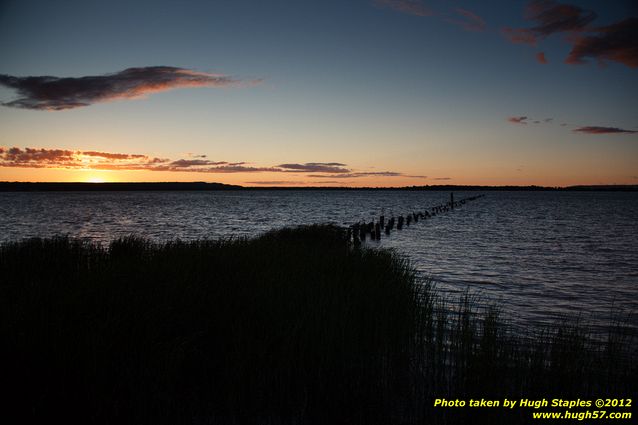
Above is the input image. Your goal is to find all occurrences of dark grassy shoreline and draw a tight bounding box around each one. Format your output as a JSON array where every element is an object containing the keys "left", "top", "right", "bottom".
[{"left": 1, "top": 225, "right": 635, "bottom": 424}]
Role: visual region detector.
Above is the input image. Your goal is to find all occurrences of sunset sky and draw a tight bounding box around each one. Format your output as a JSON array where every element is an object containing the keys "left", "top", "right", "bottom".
[{"left": 1, "top": 0, "right": 636, "bottom": 186}]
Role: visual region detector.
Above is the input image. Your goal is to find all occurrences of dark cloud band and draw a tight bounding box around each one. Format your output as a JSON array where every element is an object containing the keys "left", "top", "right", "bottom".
[
  {"left": 566, "top": 18, "right": 638, "bottom": 68},
  {"left": 0, "top": 147, "right": 422, "bottom": 178},
  {"left": 0, "top": 66, "right": 251, "bottom": 110},
  {"left": 573, "top": 126, "right": 637, "bottom": 135},
  {"left": 503, "top": 1, "right": 636, "bottom": 68}
]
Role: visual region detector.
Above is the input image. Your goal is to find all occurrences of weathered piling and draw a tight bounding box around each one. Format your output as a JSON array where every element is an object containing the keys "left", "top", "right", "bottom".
[
  {"left": 346, "top": 193, "right": 484, "bottom": 243},
  {"left": 351, "top": 223, "right": 359, "bottom": 243},
  {"left": 359, "top": 223, "right": 366, "bottom": 241}
]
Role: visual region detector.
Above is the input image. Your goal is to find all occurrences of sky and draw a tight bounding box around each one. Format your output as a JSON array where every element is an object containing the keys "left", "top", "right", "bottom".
[{"left": 0, "top": 0, "right": 636, "bottom": 187}]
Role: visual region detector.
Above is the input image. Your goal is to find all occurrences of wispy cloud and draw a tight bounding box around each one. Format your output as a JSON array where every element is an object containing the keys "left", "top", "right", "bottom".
[
  {"left": 536, "top": 52, "right": 549, "bottom": 64},
  {"left": 566, "top": 18, "right": 638, "bottom": 68},
  {"left": 0, "top": 66, "right": 255, "bottom": 110},
  {"left": 507, "top": 116, "right": 636, "bottom": 134},
  {"left": 185, "top": 153, "right": 208, "bottom": 159},
  {"left": 373, "top": 0, "right": 431, "bottom": 17},
  {"left": 448, "top": 8, "right": 486, "bottom": 32},
  {"left": 306, "top": 171, "right": 425, "bottom": 179},
  {"left": 245, "top": 181, "right": 310, "bottom": 185},
  {"left": 502, "top": 28, "right": 538, "bottom": 45},
  {"left": 0, "top": 147, "right": 272, "bottom": 172},
  {"left": 507, "top": 116, "right": 529, "bottom": 125},
  {"left": 572, "top": 126, "right": 637, "bottom": 135},
  {"left": 81, "top": 151, "right": 148, "bottom": 160},
  {"left": 276, "top": 163, "right": 350, "bottom": 173},
  {"left": 0, "top": 146, "right": 426, "bottom": 179},
  {"left": 169, "top": 159, "right": 228, "bottom": 168},
  {"left": 432, "top": 177, "right": 451, "bottom": 181},
  {"left": 526, "top": 0, "right": 596, "bottom": 37},
  {"left": 244, "top": 180, "right": 349, "bottom": 186},
  {"left": 503, "top": 0, "right": 596, "bottom": 45},
  {"left": 503, "top": 2, "right": 636, "bottom": 68}
]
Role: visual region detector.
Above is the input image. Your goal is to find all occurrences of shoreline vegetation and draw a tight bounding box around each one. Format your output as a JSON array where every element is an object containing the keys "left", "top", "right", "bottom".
[
  {"left": 0, "top": 181, "right": 637, "bottom": 191},
  {"left": 1, "top": 225, "right": 636, "bottom": 424}
]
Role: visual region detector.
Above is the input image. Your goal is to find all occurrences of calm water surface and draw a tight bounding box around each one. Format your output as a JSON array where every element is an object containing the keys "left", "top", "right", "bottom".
[{"left": 1, "top": 190, "right": 636, "bottom": 330}]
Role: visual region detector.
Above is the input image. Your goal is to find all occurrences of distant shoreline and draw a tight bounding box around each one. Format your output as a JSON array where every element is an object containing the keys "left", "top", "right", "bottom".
[{"left": 0, "top": 181, "right": 636, "bottom": 192}]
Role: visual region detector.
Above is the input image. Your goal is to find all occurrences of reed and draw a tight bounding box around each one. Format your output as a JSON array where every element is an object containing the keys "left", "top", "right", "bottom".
[{"left": 0, "top": 225, "right": 635, "bottom": 424}]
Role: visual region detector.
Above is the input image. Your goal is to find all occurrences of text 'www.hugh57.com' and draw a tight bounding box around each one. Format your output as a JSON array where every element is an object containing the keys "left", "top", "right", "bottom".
[{"left": 433, "top": 398, "right": 632, "bottom": 420}]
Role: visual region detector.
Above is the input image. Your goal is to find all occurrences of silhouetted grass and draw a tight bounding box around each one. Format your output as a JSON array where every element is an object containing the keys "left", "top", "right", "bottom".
[{"left": 1, "top": 225, "right": 635, "bottom": 424}]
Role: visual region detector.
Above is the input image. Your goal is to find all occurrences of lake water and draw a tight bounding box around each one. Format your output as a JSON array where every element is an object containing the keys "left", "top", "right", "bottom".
[{"left": 1, "top": 190, "right": 637, "bottom": 331}]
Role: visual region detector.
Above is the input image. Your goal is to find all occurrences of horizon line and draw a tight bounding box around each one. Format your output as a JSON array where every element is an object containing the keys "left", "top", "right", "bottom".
[{"left": 1, "top": 181, "right": 636, "bottom": 191}]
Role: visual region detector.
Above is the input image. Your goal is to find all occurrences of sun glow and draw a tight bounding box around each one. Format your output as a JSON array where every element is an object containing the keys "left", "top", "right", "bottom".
[{"left": 86, "top": 176, "right": 106, "bottom": 183}]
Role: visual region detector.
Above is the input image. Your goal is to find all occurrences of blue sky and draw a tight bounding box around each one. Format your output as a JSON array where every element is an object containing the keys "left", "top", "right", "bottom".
[{"left": 1, "top": 0, "right": 636, "bottom": 185}]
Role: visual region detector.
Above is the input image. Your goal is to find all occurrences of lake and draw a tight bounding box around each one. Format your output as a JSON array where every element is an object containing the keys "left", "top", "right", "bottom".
[{"left": 1, "top": 190, "right": 636, "bottom": 330}]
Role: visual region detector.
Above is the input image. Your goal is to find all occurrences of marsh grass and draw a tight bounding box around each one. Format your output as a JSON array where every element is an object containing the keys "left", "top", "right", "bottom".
[{"left": 1, "top": 225, "right": 635, "bottom": 424}]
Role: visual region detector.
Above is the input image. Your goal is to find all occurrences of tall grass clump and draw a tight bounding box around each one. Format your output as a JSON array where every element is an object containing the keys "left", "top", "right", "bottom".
[{"left": 1, "top": 225, "right": 635, "bottom": 424}]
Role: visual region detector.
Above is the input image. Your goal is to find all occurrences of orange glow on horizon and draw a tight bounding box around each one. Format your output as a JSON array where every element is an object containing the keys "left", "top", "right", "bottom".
[{"left": 1, "top": 166, "right": 636, "bottom": 188}]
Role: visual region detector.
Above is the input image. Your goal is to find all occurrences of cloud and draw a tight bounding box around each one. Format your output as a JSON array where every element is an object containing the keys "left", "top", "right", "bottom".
[
  {"left": 536, "top": 52, "right": 549, "bottom": 63},
  {"left": 526, "top": 1, "right": 596, "bottom": 36},
  {"left": 565, "top": 18, "right": 638, "bottom": 68},
  {"left": 81, "top": 151, "right": 148, "bottom": 160},
  {"left": 502, "top": 28, "right": 538, "bottom": 45},
  {"left": 507, "top": 116, "right": 528, "bottom": 125},
  {"left": 0, "top": 146, "right": 428, "bottom": 179},
  {"left": 245, "top": 180, "right": 350, "bottom": 186},
  {"left": 277, "top": 163, "right": 350, "bottom": 173},
  {"left": 153, "top": 164, "right": 280, "bottom": 173},
  {"left": 168, "top": 159, "right": 228, "bottom": 168},
  {"left": 0, "top": 147, "right": 278, "bottom": 172},
  {"left": 503, "top": 1, "right": 596, "bottom": 45},
  {"left": 572, "top": 126, "right": 637, "bottom": 135},
  {"left": 373, "top": 0, "right": 431, "bottom": 17},
  {"left": 245, "top": 181, "right": 309, "bottom": 185},
  {"left": 432, "top": 177, "right": 452, "bottom": 180},
  {"left": 306, "top": 171, "right": 420, "bottom": 179},
  {"left": 503, "top": 2, "right": 636, "bottom": 68},
  {"left": 448, "top": 8, "right": 486, "bottom": 32},
  {"left": 0, "top": 66, "right": 251, "bottom": 110}
]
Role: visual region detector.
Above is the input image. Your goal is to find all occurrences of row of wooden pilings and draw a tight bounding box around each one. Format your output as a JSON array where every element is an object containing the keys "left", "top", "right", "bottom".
[{"left": 347, "top": 193, "right": 485, "bottom": 243}]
